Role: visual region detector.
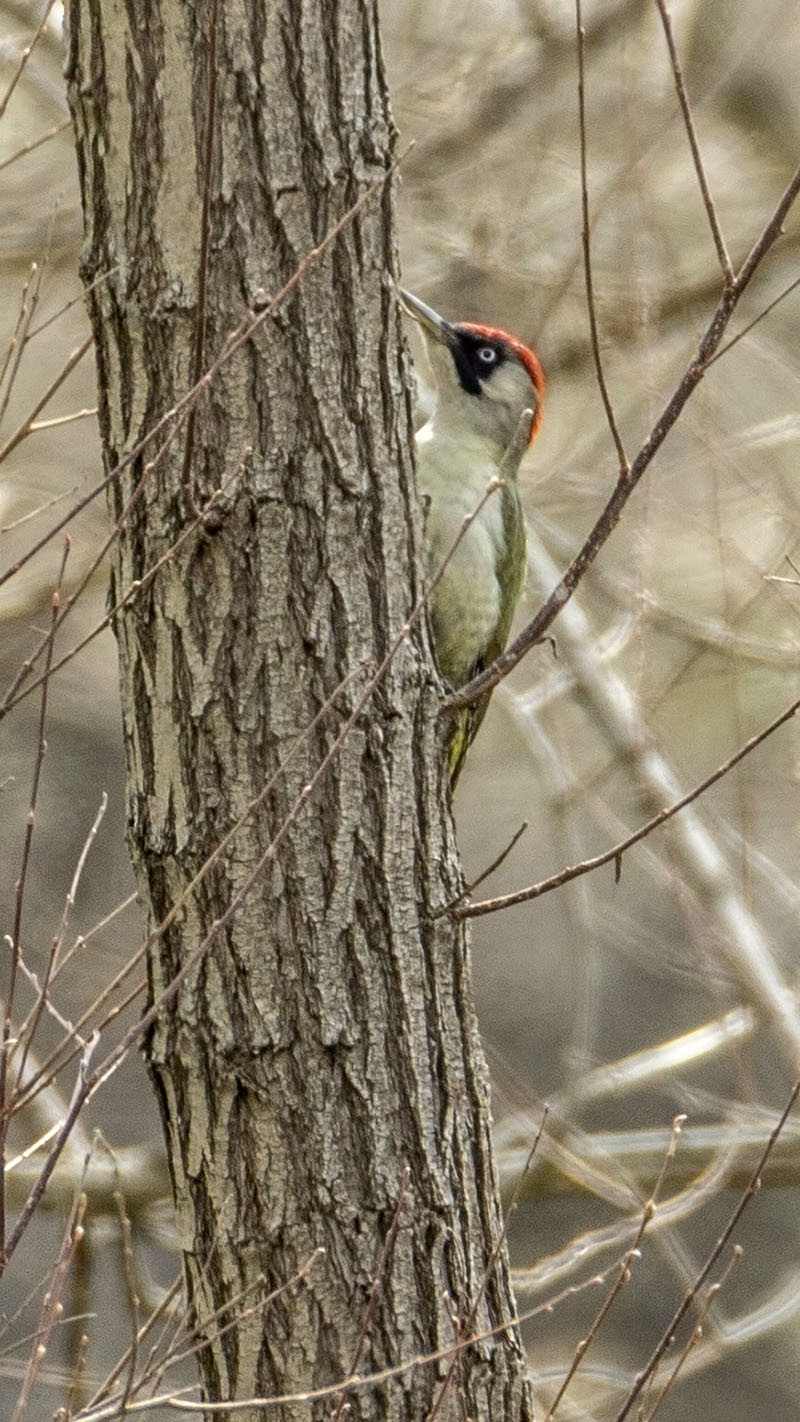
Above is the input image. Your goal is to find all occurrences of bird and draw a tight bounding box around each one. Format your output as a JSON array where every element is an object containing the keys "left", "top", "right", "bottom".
[{"left": 399, "top": 288, "right": 544, "bottom": 786}]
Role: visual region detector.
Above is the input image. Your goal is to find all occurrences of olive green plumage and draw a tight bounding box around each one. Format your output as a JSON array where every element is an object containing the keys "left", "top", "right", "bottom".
[{"left": 431, "top": 473, "right": 527, "bottom": 786}]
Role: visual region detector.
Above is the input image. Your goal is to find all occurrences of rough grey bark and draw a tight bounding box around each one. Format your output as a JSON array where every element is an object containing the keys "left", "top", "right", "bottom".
[{"left": 66, "top": 2, "right": 535, "bottom": 1418}]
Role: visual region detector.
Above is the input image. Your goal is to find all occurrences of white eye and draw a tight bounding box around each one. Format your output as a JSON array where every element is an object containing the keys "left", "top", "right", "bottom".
[{"left": 477, "top": 346, "right": 498, "bottom": 365}]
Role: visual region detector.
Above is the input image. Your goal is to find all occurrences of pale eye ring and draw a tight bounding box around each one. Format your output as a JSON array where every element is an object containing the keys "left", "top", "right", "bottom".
[{"left": 477, "top": 346, "right": 498, "bottom": 365}]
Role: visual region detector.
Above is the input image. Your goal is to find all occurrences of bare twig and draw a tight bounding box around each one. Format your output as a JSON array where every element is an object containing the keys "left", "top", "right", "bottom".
[
  {"left": 575, "top": 0, "right": 628, "bottom": 473},
  {"left": 642, "top": 1248, "right": 742, "bottom": 1421},
  {"left": 0, "top": 0, "right": 59, "bottom": 121},
  {"left": 544, "top": 1115, "right": 686, "bottom": 1420},
  {"left": 164, "top": 1253, "right": 326, "bottom": 1385},
  {"left": 654, "top": 0, "right": 733, "bottom": 283},
  {"left": 15, "top": 794, "right": 108, "bottom": 1088},
  {"left": 28, "top": 406, "right": 97, "bottom": 432},
  {"left": 0, "top": 114, "right": 72, "bottom": 174},
  {"left": 27, "top": 264, "right": 121, "bottom": 341},
  {"left": 0, "top": 264, "right": 33, "bottom": 397},
  {"left": 12, "top": 973, "right": 144, "bottom": 1124},
  {"left": 452, "top": 686, "right": 800, "bottom": 919},
  {"left": 0, "top": 334, "right": 93, "bottom": 467},
  {"left": 331, "top": 1169, "right": 411, "bottom": 1422},
  {"left": 437, "top": 820, "right": 529, "bottom": 916},
  {"left": 0, "top": 539, "right": 69, "bottom": 1256},
  {"left": 0, "top": 261, "right": 45, "bottom": 427},
  {"left": 0, "top": 479, "right": 84, "bottom": 534},
  {"left": 78, "top": 1254, "right": 324, "bottom": 1419},
  {"left": 55, "top": 891, "right": 139, "bottom": 982},
  {"left": 10, "top": 1187, "right": 87, "bottom": 1422},
  {"left": 465, "top": 818, "right": 529, "bottom": 894},
  {"left": 614, "top": 1077, "right": 800, "bottom": 1421},
  {"left": 0, "top": 464, "right": 117, "bottom": 594},
  {"left": 706, "top": 272, "right": 800, "bottom": 367},
  {"left": 180, "top": 0, "right": 219, "bottom": 521},
  {"left": 65, "top": 1250, "right": 686, "bottom": 1418},
  {"left": 86, "top": 1275, "right": 183, "bottom": 1410},
  {"left": 64, "top": 1328, "right": 92, "bottom": 1419},
  {"left": 1, "top": 418, "right": 185, "bottom": 717},
  {"left": 105, "top": 1145, "right": 141, "bottom": 1413}
]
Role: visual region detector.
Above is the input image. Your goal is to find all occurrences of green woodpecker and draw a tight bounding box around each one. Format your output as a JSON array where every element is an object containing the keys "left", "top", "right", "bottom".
[{"left": 400, "top": 288, "right": 544, "bottom": 785}]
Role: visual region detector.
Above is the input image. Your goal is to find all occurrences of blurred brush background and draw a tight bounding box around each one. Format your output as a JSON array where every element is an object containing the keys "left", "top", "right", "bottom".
[{"left": 2, "top": 0, "right": 800, "bottom": 1416}]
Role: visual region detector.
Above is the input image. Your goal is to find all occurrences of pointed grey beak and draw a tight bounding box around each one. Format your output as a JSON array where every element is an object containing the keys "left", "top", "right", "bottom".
[{"left": 399, "top": 288, "right": 457, "bottom": 349}]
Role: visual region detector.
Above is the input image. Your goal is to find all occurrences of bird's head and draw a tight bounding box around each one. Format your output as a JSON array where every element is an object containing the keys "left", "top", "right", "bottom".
[{"left": 400, "top": 288, "right": 544, "bottom": 460}]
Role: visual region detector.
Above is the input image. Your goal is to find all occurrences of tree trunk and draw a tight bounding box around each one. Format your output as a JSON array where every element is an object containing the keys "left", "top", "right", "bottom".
[{"left": 66, "top": 2, "right": 534, "bottom": 1418}]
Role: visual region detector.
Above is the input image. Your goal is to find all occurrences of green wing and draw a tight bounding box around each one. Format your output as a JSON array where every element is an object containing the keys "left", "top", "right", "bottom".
[{"left": 448, "top": 483, "right": 526, "bottom": 787}]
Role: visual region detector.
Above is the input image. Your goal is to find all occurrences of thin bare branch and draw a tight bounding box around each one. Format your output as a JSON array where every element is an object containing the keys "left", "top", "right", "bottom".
[
  {"left": 0, "top": 334, "right": 93, "bottom": 466},
  {"left": 56, "top": 891, "right": 139, "bottom": 981},
  {"left": 15, "top": 794, "right": 108, "bottom": 1088},
  {"left": 544, "top": 1115, "right": 686, "bottom": 1420},
  {"left": 453, "top": 687, "right": 800, "bottom": 919},
  {"left": 0, "top": 462, "right": 119, "bottom": 594},
  {"left": 614, "top": 1077, "right": 800, "bottom": 1421},
  {"left": 28, "top": 406, "right": 97, "bottom": 432},
  {"left": 11, "top": 965, "right": 145, "bottom": 1122},
  {"left": 0, "top": 261, "right": 45, "bottom": 426},
  {"left": 330, "top": 1169, "right": 411, "bottom": 1422},
  {"left": 10, "top": 1187, "right": 87, "bottom": 1422},
  {"left": 575, "top": 0, "right": 628, "bottom": 474},
  {"left": 654, "top": 0, "right": 733, "bottom": 283},
  {"left": 78, "top": 1254, "right": 325, "bottom": 1420},
  {"left": 87, "top": 1276, "right": 183, "bottom": 1410},
  {"left": 706, "top": 272, "right": 800, "bottom": 367},
  {"left": 0, "top": 114, "right": 72, "bottom": 174},
  {"left": 0, "top": 539, "right": 69, "bottom": 1255},
  {"left": 0, "top": 0, "right": 59, "bottom": 120},
  {"left": 66, "top": 1254, "right": 673, "bottom": 1418},
  {"left": 180, "top": 0, "right": 219, "bottom": 522},
  {"left": 0, "top": 478, "right": 85, "bottom": 534},
  {"left": 438, "top": 820, "right": 529, "bottom": 916},
  {"left": 27, "top": 264, "right": 120, "bottom": 341},
  {"left": 642, "top": 1249, "right": 742, "bottom": 1421},
  {"left": 105, "top": 1145, "right": 141, "bottom": 1413},
  {"left": 1, "top": 429, "right": 179, "bottom": 718}
]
